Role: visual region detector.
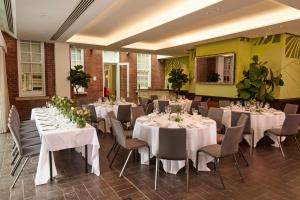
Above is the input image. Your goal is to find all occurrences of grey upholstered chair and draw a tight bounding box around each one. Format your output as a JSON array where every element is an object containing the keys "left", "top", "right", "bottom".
[
  {"left": 155, "top": 128, "right": 189, "bottom": 192},
  {"left": 150, "top": 95, "right": 159, "bottom": 101},
  {"left": 117, "top": 104, "right": 132, "bottom": 125},
  {"left": 196, "top": 125, "right": 245, "bottom": 189},
  {"left": 83, "top": 105, "right": 104, "bottom": 132},
  {"left": 131, "top": 106, "right": 145, "bottom": 128},
  {"left": 283, "top": 103, "right": 299, "bottom": 115},
  {"left": 145, "top": 102, "right": 154, "bottom": 115},
  {"left": 158, "top": 100, "right": 169, "bottom": 113},
  {"left": 200, "top": 101, "right": 208, "bottom": 109},
  {"left": 141, "top": 98, "right": 150, "bottom": 111},
  {"left": 219, "top": 100, "right": 230, "bottom": 108},
  {"left": 194, "top": 96, "right": 202, "bottom": 101},
  {"left": 208, "top": 107, "right": 224, "bottom": 134},
  {"left": 109, "top": 119, "right": 150, "bottom": 177},
  {"left": 8, "top": 115, "right": 41, "bottom": 189},
  {"left": 265, "top": 114, "right": 300, "bottom": 157},
  {"left": 198, "top": 106, "right": 208, "bottom": 117},
  {"left": 190, "top": 100, "right": 200, "bottom": 114}
]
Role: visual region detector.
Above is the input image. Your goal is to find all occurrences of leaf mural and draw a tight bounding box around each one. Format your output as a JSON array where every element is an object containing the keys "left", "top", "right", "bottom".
[
  {"left": 252, "top": 34, "right": 281, "bottom": 46},
  {"left": 285, "top": 35, "right": 300, "bottom": 59}
]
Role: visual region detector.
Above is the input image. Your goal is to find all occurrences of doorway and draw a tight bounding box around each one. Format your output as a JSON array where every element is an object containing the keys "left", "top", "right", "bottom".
[{"left": 104, "top": 63, "right": 117, "bottom": 97}]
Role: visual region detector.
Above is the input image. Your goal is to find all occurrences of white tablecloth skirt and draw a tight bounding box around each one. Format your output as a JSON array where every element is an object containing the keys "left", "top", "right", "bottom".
[
  {"left": 31, "top": 109, "right": 100, "bottom": 185},
  {"left": 133, "top": 120, "right": 217, "bottom": 174}
]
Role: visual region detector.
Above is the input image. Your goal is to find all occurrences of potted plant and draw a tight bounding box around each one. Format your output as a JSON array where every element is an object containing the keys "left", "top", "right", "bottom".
[
  {"left": 236, "top": 56, "right": 284, "bottom": 102},
  {"left": 208, "top": 72, "right": 220, "bottom": 82},
  {"left": 67, "top": 65, "right": 91, "bottom": 95},
  {"left": 167, "top": 68, "right": 188, "bottom": 96}
]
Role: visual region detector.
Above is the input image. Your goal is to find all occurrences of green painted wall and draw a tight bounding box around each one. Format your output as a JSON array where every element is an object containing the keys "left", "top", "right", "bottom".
[{"left": 164, "top": 33, "right": 300, "bottom": 99}]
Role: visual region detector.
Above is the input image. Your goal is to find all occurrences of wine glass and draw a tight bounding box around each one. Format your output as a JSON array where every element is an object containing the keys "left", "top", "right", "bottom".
[{"left": 192, "top": 108, "right": 198, "bottom": 115}]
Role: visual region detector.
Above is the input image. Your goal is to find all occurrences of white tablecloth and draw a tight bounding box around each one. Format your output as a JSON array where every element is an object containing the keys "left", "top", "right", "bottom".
[
  {"left": 221, "top": 108, "right": 285, "bottom": 147},
  {"left": 133, "top": 113, "right": 216, "bottom": 174},
  {"left": 31, "top": 108, "right": 100, "bottom": 185},
  {"left": 153, "top": 99, "right": 192, "bottom": 113}
]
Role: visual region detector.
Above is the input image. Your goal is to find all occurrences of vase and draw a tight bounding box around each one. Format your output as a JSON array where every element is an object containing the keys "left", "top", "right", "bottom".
[{"left": 76, "top": 118, "right": 86, "bottom": 128}]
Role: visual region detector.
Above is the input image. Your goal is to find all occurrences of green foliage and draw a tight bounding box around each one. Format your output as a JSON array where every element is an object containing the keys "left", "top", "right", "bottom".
[
  {"left": 208, "top": 72, "right": 220, "bottom": 82},
  {"left": 168, "top": 68, "right": 188, "bottom": 94},
  {"left": 67, "top": 65, "right": 91, "bottom": 94},
  {"left": 236, "top": 56, "right": 284, "bottom": 102}
]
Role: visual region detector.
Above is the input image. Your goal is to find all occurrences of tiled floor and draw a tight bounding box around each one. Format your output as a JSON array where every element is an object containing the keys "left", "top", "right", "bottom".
[{"left": 1, "top": 132, "right": 300, "bottom": 200}]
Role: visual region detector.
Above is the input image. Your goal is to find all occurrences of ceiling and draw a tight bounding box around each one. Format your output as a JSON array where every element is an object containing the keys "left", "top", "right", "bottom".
[{"left": 14, "top": 0, "right": 300, "bottom": 56}]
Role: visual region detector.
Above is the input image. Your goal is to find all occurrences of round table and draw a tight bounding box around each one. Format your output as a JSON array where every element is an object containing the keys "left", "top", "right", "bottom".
[
  {"left": 133, "top": 113, "right": 217, "bottom": 174},
  {"left": 153, "top": 99, "right": 192, "bottom": 113},
  {"left": 221, "top": 107, "right": 285, "bottom": 147}
]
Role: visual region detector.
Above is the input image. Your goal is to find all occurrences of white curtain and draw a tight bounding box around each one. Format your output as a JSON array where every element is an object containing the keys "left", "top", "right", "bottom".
[{"left": 0, "top": 32, "right": 9, "bottom": 133}]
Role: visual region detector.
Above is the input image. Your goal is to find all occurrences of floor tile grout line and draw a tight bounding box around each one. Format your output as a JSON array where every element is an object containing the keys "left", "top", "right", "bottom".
[
  {"left": 83, "top": 182, "right": 96, "bottom": 200},
  {"left": 99, "top": 174, "right": 122, "bottom": 200}
]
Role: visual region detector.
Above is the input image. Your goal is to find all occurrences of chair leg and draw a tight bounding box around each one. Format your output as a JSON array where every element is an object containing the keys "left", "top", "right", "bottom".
[
  {"left": 233, "top": 154, "right": 244, "bottom": 182},
  {"left": 277, "top": 136, "right": 285, "bottom": 158},
  {"left": 11, "top": 152, "right": 19, "bottom": 165},
  {"left": 109, "top": 145, "right": 120, "bottom": 168},
  {"left": 119, "top": 150, "right": 133, "bottom": 177},
  {"left": 106, "top": 141, "right": 117, "bottom": 159},
  {"left": 186, "top": 158, "right": 189, "bottom": 192},
  {"left": 11, "top": 147, "right": 17, "bottom": 157},
  {"left": 214, "top": 158, "right": 225, "bottom": 189},
  {"left": 250, "top": 131, "right": 254, "bottom": 156},
  {"left": 154, "top": 157, "right": 159, "bottom": 191},
  {"left": 11, "top": 157, "right": 29, "bottom": 189},
  {"left": 293, "top": 136, "right": 300, "bottom": 153},
  {"left": 147, "top": 146, "right": 151, "bottom": 165},
  {"left": 196, "top": 150, "right": 199, "bottom": 172},
  {"left": 239, "top": 150, "right": 249, "bottom": 167},
  {"left": 11, "top": 157, "right": 22, "bottom": 176}
]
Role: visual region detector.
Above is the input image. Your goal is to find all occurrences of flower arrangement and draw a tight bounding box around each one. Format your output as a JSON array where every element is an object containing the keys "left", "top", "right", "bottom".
[
  {"left": 174, "top": 105, "right": 182, "bottom": 122},
  {"left": 109, "top": 94, "right": 116, "bottom": 105},
  {"left": 51, "top": 95, "right": 90, "bottom": 128}
]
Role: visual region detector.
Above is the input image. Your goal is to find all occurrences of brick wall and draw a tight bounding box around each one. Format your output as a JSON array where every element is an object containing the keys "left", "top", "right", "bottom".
[
  {"left": 3, "top": 32, "right": 55, "bottom": 120},
  {"left": 151, "top": 55, "right": 165, "bottom": 89},
  {"left": 120, "top": 65, "right": 127, "bottom": 98}
]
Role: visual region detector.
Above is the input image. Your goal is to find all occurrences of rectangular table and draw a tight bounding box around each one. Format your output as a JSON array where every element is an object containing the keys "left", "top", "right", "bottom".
[{"left": 31, "top": 108, "right": 100, "bottom": 185}]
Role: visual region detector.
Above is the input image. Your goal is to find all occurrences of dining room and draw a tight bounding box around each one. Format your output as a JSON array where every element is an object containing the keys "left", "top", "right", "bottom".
[{"left": 1, "top": 0, "right": 300, "bottom": 200}]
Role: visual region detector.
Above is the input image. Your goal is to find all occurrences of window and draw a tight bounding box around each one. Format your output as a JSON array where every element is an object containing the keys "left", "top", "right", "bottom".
[
  {"left": 137, "top": 53, "right": 151, "bottom": 89},
  {"left": 18, "top": 40, "right": 45, "bottom": 96},
  {"left": 103, "top": 51, "right": 119, "bottom": 63},
  {"left": 70, "top": 48, "right": 85, "bottom": 93}
]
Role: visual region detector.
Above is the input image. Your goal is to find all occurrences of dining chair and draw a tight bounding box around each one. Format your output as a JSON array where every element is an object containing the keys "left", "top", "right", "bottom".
[
  {"left": 141, "top": 98, "right": 150, "bottom": 112},
  {"left": 196, "top": 125, "right": 245, "bottom": 189},
  {"left": 109, "top": 119, "right": 150, "bottom": 177},
  {"left": 208, "top": 107, "right": 224, "bottom": 134},
  {"left": 283, "top": 103, "right": 299, "bottom": 115},
  {"left": 200, "top": 101, "right": 208, "bottom": 109},
  {"left": 131, "top": 106, "right": 145, "bottom": 128},
  {"left": 117, "top": 104, "right": 132, "bottom": 127},
  {"left": 158, "top": 100, "right": 169, "bottom": 113},
  {"left": 155, "top": 128, "right": 189, "bottom": 192},
  {"left": 265, "top": 114, "right": 300, "bottom": 157},
  {"left": 190, "top": 100, "right": 201, "bottom": 114},
  {"left": 125, "top": 97, "right": 134, "bottom": 103},
  {"left": 83, "top": 105, "right": 105, "bottom": 133},
  {"left": 138, "top": 97, "right": 143, "bottom": 105},
  {"left": 217, "top": 113, "right": 251, "bottom": 166},
  {"left": 219, "top": 100, "right": 230, "bottom": 108},
  {"left": 145, "top": 102, "right": 154, "bottom": 115},
  {"left": 198, "top": 106, "right": 208, "bottom": 117},
  {"left": 194, "top": 96, "right": 202, "bottom": 101},
  {"left": 150, "top": 95, "right": 159, "bottom": 101}
]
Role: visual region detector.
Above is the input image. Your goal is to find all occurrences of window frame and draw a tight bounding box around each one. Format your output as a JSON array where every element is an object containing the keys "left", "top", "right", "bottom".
[
  {"left": 17, "top": 40, "right": 45, "bottom": 97},
  {"left": 70, "top": 47, "right": 85, "bottom": 94},
  {"left": 137, "top": 53, "right": 151, "bottom": 89}
]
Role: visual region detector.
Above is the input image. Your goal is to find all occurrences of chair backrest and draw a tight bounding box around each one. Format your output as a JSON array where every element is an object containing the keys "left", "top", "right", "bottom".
[
  {"left": 150, "top": 95, "right": 158, "bottom": 101},
  {"left": 145, "top": 102, "right": 154, "bottom": 115},
  {"left": 7, "top": 115, "right": 23, "bottom": 156},
  {"left": 200, "top": 101, "right": 208, "bottom": 109},
  {"left": 231, "top": 112, "right": 251, "bottom": 133},
  {"left": 219, "top": 100, "right": 230, "bottom": 108},
  {"left": 82, "top": 105, "right": 97, "bottom": 122},
  {"left": 131, "top": 106, "right": 145, "bottom": 127},
  {"left": 158, "top": 100, "right": 169, "bottom": 113},
  {"left": 208, "top": 107, "right": 224, "bottom": 129},
  {"left": 283, "top": 103, "right": 299, "bottom": 115},
  {"left": 198, "top": 106, "right": 208, "bottom": 117},
  {"left": 221, "top": 125, "right": 245, "bottom": 157},
  {"left": 107, "top": 111, "right": 116, "bottom": 120},
  {"left": 117, "top": 105, "right": 131, "bottom": 123},
  {"left": 138, "top": 97, "right": 143, "bottom": 105},
  {"left": 190, "top": 100, "right": 200, "bottom": 114},
  {"left": 194, "top": 96, "right": 202, "bottom": 101},
  {"left": 111, "top": 119, "right": 127, "bottom": 147},
  {"left": 125, "top": 97, "right": 134, "bottom": 103},
  {"left": 158, "top": 128, "right": 186, "bottom": 160},
  {"left": 141, "top": 98, "right": 150, "bottom": 111},
  {"left": 281, "top": 114, "right": 300, "bottom": 136}
]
